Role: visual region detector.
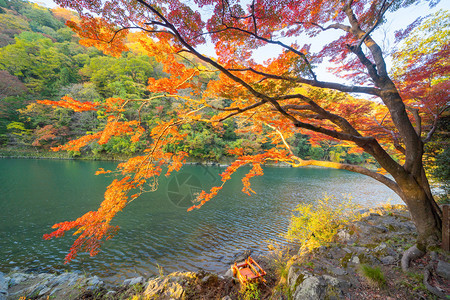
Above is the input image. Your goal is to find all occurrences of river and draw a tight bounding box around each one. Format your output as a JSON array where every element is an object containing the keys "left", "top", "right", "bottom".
[{"left": 0, "top": 159, "right": 401, "bottom": 283}]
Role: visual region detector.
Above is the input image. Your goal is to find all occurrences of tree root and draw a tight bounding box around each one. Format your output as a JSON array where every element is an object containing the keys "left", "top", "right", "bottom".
[
  {"left": 401, "top": 245, "right": 425, "bottom": 272},
  {"left": 402, "top": 247, "right": 446, "bottom": 299},
  {"left": 423, "top": 266, "right": 447, "bottom": 299}
]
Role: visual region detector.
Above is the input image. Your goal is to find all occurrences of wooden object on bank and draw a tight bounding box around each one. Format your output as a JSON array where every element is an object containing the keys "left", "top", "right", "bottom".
[{"left": 232, "top": 256, "right": 266, "bottom": 285}]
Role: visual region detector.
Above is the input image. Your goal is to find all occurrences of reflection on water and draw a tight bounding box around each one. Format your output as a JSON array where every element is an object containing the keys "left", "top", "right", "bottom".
[{"left": 0, "top": 159, "right": 401, "bottom": 283}]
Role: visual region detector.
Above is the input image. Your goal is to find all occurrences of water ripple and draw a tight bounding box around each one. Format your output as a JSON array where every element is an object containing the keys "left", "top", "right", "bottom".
[{"left": 0, "top": 160, "right": 401, "bottom": 283}]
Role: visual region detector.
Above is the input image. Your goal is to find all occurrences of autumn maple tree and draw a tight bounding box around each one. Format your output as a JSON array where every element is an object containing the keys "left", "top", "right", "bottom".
[{"left": 41, "top": 0, "right": 449, "bottom": 263}]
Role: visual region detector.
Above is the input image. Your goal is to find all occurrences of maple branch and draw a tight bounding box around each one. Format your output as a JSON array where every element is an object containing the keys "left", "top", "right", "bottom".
[
  {"left": 293, "top": 159, "right": 402, "bottom": 196},
  {"left": 406, "top": 106, "right": 422, "bottom": 136},
  {"left": 266, "top": 119, "right": 401, "bottom": 196},
  {"left": 280, "top": 105, "right": 325, "bottom": 119},
  {"left": 228, "top": 67, "right": 380, "bottom": 95},
  {"left": 207, "top": 100, "right": 266, "bottom": 113},
  {"left": 211, "top": 24, "right": 317, "bottom": 80},
  {"left": 265, "top": 123, "right": 295, "bottom": 156},
  {"left": 346, "top": 44, "right": 380, "bottom": 82},
  {"left": 343, "top": 2, "right": 388, "bottom": 79},
  {"left": 236, "top": 27, "right": 316, "bottom": 80},
  {"left": 106, "top": 26, "right": 140, "bottom": 43},
  {"left": 372, "top": 115, "right": 406, "bottom": 155},
  {"left": 295, "top": 22, "right": 351, "bottom": 33},
  {"left": 251, "top": 0, "right": 257, "bottom": 35},
  {"left": 355, "top": 0, "right": 394, "bottom": 50},
  {"left": 423, "top": 105, "right": 450, "bottom": 144}
]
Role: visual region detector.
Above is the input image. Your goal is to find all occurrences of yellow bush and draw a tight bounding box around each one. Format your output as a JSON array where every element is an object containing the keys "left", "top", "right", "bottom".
[{"left": 285, "top": 194, "right": 360, "bottom": 254}]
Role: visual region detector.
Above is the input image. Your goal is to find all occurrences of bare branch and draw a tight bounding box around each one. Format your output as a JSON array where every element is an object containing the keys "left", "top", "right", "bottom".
[
  {"left": 424, "top": 105, "right": 450, "bottom": 143},
  {"left": 294, "top": 21, "right": 351, "bottom": 32},
  {"left": 406, "top": 106, "right": 422, "bottom": 136}
]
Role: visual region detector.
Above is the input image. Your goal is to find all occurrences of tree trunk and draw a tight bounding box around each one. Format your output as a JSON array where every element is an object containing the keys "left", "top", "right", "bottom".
[{"left": 398, "top": 177, "right": 442, "bottom": 250}]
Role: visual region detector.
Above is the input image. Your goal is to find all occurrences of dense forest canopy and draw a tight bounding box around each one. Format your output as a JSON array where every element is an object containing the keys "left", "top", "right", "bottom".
[{"left": 0, "top": 0, "right": 448, "bottom": 262}]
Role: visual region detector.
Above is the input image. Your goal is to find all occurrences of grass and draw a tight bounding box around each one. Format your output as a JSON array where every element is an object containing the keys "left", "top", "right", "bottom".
[{"left": 358, "top": 264, "right": 386, "bottom": 288}]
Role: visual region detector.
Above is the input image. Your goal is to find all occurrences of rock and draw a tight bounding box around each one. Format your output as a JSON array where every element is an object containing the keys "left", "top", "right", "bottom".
[
  {"left": 231, "top": 249, "right": 253, "bottom": 263},
  {"left": 288, "top": 264, "right": 307, "bottom": 291},
  {"left": 29, "top": 283, "right": 48, "bottom": 296},
  {"left": 51, "top": 273, "right": 76, "bottom": 287},
  {"left": 354, "top": 222, "right": 388, "bottom": 235},
  {"left": 336, "top": 230, "right": 352, "bottom": 243},
  {"left": 66, "top": 274, "right": 79, "bottom": 286},
  {"left": 293, "top": 275, "right": 348, "bottom": 300},
  {"left": 201, "top": 274, "right": 218, "bottom": 285},
  {"left": 380, "top": 256, "right": 396, "bottom": 265},
  {"left": 430, "top": 251, "right": 438, "bottom": 261},
  {"left": 144, "top": 273, "right": 194, "bottom": 299},
  {"left": 0, "top": 272, "right": 7, "bottom": 289},
  {"left": 293, "top": 276, "right": 323, "bottom": 300},
  {"left": 0, "top": 272, "right": 8, "bottom": 300},
  {"left": 123, "top": 276, "right": 144, "bottom": 286},
  {"left": 436, "top": 260, "right": 450, "bottom": 280},
  {"left": 38, "top": 286, "right": 51, "bottom": 296},
  {"left": 86, "top": 275, "right": 103, "bottom": 290},
  {"left": 50, "top": 287, "right": 61, "bottom": 296},
  {"left": 374, "top": 243, "right": 387, "bottom": 252},
  {"left": 37, "top": 273, "right": 52, "bottom": 280},
  {"left": 351, "top": 256, "right": 360, "bottom": 264},
  {"left": 9, "top": 273, "right": 30, "bottom": 286},
  {"left": 105, "top": 290, "right": 117, "bottom": 298},
  {"left": 223, "top": 268, "right": 234, "bottom": 278},
  {"left": 328, "top": 266, "right": 347, "bottom": 276},
  {"left": 87, "top": 275, "right": 103, "bottom": 287}
]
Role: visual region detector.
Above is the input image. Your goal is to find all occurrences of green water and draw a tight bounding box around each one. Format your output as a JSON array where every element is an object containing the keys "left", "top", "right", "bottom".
[{"left": 0, "top": 159, "right": 401, "bottom": 283}]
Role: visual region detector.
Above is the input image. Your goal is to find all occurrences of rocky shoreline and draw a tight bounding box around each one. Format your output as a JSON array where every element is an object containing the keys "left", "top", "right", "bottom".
[{"left": 1, "top": 205, "right": 449, "bottom": 299}]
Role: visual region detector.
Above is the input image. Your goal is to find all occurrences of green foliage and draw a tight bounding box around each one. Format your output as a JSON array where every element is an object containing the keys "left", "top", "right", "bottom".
[
  {"left": 285, "top": 195, "right": 360, "bottom": 253},
  {"left": 20, "top": 3, "right": 64, "bottom": 32},
  {"left": 80, "top": 53, "right": 158, "bottom": 98},
  {"left": 7, "top": 121, "right": 30, "bottom": 136},
  {"left": 0, "top": 32, "right": 79, "bottom": 96},
  {"left": 240, "top": 282, "right": 261, "bottom": 300},
  {"left": 358, "top": 264, "right": 386, "bottom": 287}
]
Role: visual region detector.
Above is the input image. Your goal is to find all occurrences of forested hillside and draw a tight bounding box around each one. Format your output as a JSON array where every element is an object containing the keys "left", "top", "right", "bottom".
[{"left": 0, "top": 0, "right": 377, "bottom": 164}]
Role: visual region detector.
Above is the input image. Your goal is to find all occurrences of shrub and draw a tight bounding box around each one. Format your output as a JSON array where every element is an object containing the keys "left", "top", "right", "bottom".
[
  {"left": 241, "top": 282, "right": 261, "bottom": 300},
  {"left": 285, "top": 194, "right": 360, "bottom": 253}
]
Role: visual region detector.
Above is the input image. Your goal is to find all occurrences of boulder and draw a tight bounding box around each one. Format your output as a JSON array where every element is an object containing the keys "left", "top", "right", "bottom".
[
  {"left": 293, "top": 274, "right": 349, "bottom": 300},
  {"left": 8, "top": 272, "right": 31, "bottom": 286},
  {"left": 144, "top": 272, "right": 195, "bottom": 299},
  {"left": 123, "top": 276, "right": 145, "bottom": 286},
  {"left": 354, "top": 222, "right": 388, "bottom": 235},
  {"left": 380, "top": 256, "right": 396, "bottom": 265},
  {"left": 0, "top": 272, "right": 8, "bottom": 300},
  {"left": 436, "top": 260, "right": 450, "bottom": 280},
  {"left": 223, "top": 268, "right": 234, "bottom": 279},
  {"left": 288, "top": 264, "right": 308, "bottom": 291}
]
